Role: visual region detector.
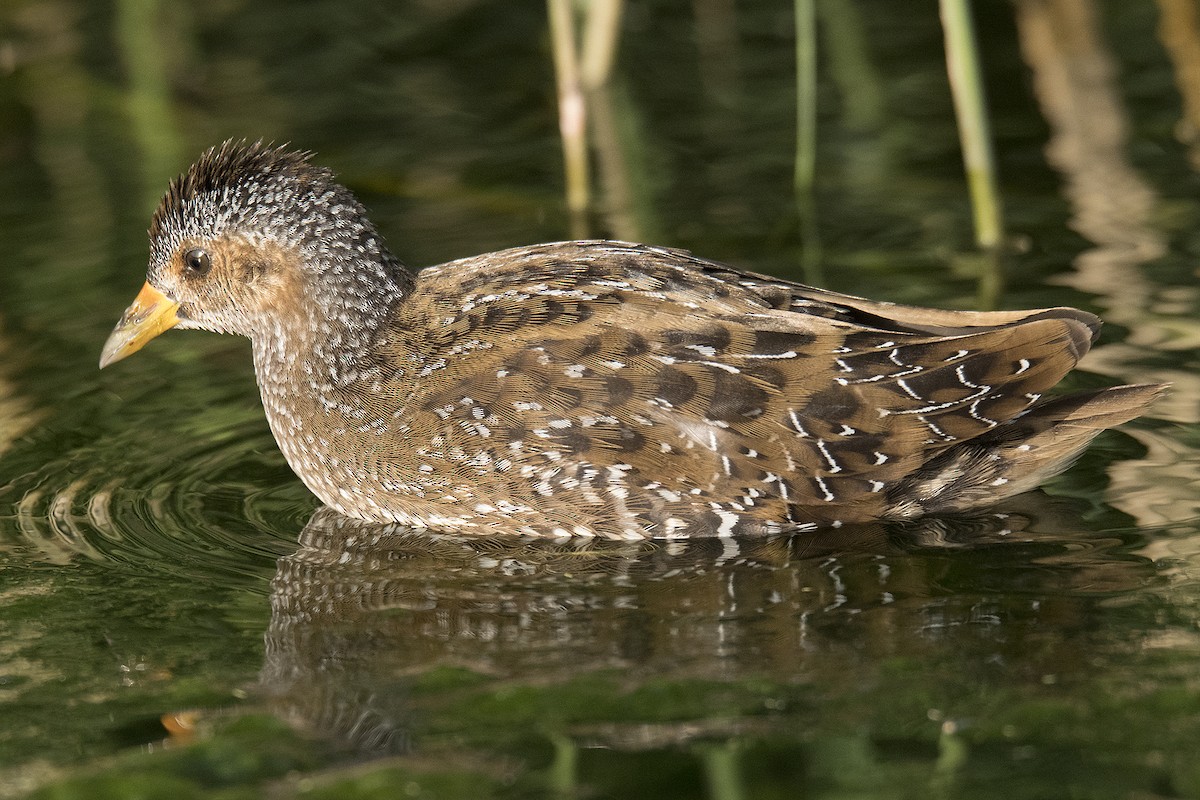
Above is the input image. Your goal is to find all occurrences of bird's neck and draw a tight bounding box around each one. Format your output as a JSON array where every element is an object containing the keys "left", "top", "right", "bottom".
[{"left": 247, "top": 257, "right": 416, "bottom": 516}]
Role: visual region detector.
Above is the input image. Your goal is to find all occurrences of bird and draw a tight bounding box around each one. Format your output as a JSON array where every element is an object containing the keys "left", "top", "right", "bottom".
[{"left": 100, "top": 140, "right": 1164, "bottom": 540}]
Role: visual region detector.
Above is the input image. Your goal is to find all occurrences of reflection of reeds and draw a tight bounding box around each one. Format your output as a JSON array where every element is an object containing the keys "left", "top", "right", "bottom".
[
  {"left": 1156, "top": 0, "right": 1200, "bottom": 169},
  {"left": 0, "top": 324, "right": 42, "bottom": 461},
  {"left": 1015, "top": 0, "right": 1199, "bottom": 528}
]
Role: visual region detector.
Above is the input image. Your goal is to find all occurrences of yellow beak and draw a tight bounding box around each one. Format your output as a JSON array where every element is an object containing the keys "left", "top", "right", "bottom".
[{"left": 99, "top": 282, "right": 181, "bottom": 369}]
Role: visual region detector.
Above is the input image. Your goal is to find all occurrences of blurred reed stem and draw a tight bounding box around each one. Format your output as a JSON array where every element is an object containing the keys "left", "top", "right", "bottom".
[
  {"left": 115, "top": 0, "right": 181, "bottom": 211},
  {"left": 699, "top": 743, "right": 746, "bottom": 800},
  {"left": 548, "top": 732, "right": 578, "bottom": 795},
  {"left": 581, "top": 0, "right": 624, "bottom": 88},
  {"left": 795, "top": 0, "right": 824, "bottom": 284},
  {"left": 548, "top": 0, "right": 591, "bottom": 237},
  {"left": 939, "top": 0, "right": 1004, "bottom": 251}
]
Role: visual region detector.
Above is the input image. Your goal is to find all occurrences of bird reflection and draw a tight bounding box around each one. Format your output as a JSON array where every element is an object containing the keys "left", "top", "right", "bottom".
[{"left": 258, "top": 495, "right": 1154, "bottom": 756}]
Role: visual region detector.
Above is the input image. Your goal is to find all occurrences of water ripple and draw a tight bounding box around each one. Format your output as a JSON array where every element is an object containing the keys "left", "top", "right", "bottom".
[{"left": 3, "top": 415, "right": 311, "bottom": 583}]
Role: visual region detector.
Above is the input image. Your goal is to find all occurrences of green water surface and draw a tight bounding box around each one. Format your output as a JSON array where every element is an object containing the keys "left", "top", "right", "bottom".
[{"left": 1, "top": 2, "right": 1198, "bottom": 798}]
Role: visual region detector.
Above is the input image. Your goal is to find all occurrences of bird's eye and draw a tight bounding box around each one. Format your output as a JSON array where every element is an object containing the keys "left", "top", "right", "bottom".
[{"left": 183, "top": 248, "right": 211, "bottom": 276}]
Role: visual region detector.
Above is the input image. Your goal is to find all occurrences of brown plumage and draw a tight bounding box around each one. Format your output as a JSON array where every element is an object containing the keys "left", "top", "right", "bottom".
[{"left": 101, "top": 141, "right": 1165, "bottom": 539}]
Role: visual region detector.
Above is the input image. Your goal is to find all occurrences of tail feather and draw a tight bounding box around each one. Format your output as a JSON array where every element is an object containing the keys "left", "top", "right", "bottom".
[{"left": 885, "top": 384, "right": 1166, "bottom": 517}]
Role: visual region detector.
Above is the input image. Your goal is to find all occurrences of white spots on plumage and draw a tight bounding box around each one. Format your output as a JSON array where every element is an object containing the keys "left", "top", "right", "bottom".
[
  {"left": 663, "top": 517, "right": 688, "bottom": 537},
  {"left": 744, "top": 350, "right": 798, "bottom": 359},
  {"left": 703, "top": 360, "right": 741, "bottom": 374},
  {"left": 835, "top": 358, "right": 854, "bottom": 373},
  {"left": 955, "top": 364, "right": 987, "bottom": 392},
  {"left": 532, "top": 286, "right": 599, "bottom": 300},
  {"left": 990, "top": 477, "right": 1009, "bottom": 486},
  {"left": 918, "top": 415, "right": 955, "bottom": 441},
  {"left": 944, "top": 349, "right": 970, "bottom": 362},
  {"left": 788, "top": 409, "right": 809, "bottom": 437},
  {"left": 869, "top": 480, "right": 885, "bottom": 493},
  {"left": 1025, "top": 392, "right": 1042, "bottom": 403},
  {"left": 896, "top": 378, "right": 923, "bottom": 400},
  {"left": 513, "top": 400, "right": 544, "bottom": 412},
  {"left": 419, "top": 358, "right": 447, "bottom": 376},
  {"left": 564, "top": 364, "right": 586, "bottom": 378},
  {"left": 601, "top": 359, "right": 626, "bottom": 370},
  {"left": 548, "top": 418, "right": 573, "bottom": 429},
  {"left": 777, "top": 477, "right": 791, "bottom": 503},
  {"left": 814, "top": 475, "right": 835, "bottom": 502},
  {"left": 1015, "top": 358, "right": 1031, "bottom": 375},
  {"left": 714, "top": 508, "right": 739, "bottom": 537},
  {"left": 418, "top": 463, "right": 434, "bottom": 474},
  {"left": 816, "top": 439, "right": 842, "bottom": 473},
  {"left": 838, "top": 424, "right": 856, "bottom": 436},
  {"left": 873, "top": 451, "right": 889, "bottom": 465},
  {"left": 687, "top": 344, "right": 717, "bottom": 357},
  {"left": 968, "top": 399, "right": 999, "bottom": 428},
  {"left": 496, "top": 368, "right": 510, "bottom": 378},
  {"left": 446, "top": 338, "right": 493, "bottom": 356}
]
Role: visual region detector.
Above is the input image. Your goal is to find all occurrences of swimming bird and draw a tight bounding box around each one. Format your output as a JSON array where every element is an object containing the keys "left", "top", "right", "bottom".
[{"left": 100, "top": 141, "right": 1163, "bottom": 539}]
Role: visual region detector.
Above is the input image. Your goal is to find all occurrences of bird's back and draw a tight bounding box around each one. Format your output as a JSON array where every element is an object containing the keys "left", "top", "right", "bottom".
[{"left": 338, "top": 240, "right": 1159, "bottom": 537}]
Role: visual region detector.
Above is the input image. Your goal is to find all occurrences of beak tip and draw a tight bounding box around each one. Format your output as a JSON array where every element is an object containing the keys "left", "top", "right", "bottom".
[{"left": 100, "top": 282, "right": 180, "bottom": 370}]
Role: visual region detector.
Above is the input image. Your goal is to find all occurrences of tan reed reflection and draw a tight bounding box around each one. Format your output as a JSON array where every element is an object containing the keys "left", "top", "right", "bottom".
[{"left": 1015, "top": 0, "right": 1200, "bottom": 529}]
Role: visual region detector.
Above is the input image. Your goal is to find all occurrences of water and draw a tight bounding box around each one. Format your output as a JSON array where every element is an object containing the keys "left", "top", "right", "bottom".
[{"left": 1, "top": 1, "right": 1198, "bottom": 797}]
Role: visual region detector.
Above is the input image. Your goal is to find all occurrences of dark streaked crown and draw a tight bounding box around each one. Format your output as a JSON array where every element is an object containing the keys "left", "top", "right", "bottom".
[{"left": 148, "top": 140, "right": 328, "bottom": 242}]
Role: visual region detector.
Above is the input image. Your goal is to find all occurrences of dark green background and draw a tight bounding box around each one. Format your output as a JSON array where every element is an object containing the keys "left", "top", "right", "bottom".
[{"left": 0, "top": 1, "right": 1198, "bottom": 797}]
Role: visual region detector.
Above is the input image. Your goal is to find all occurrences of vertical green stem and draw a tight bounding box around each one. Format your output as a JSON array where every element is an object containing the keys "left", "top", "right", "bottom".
[
  {"left": 581, "top": 0, "right": 625, "bottom": 89},
  {"left": 795, "top": 0, "right": 823, "bottom": 283},
  {"left": 699, "top": 742, "right": 746, "bottom": 800},
  {"left": 548, "top": 0, "right": 591, "bottom": 237},
  {"left": 795, "top": 0, "right": 817, "bottom": 198},
  {"left": 940, "top": 0, "right": 1004, "bottom": 251},
  {"left": 115, "top": 0, "right": 182, "bottom": 211},
  {"left": 548, "top": 732, "right": 578, "bottom": 796}
]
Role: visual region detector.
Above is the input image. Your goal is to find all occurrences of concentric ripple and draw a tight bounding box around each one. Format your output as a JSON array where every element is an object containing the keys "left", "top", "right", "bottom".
[{"left": 2, "top": 405, "right": 312, "bottom": 584}]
